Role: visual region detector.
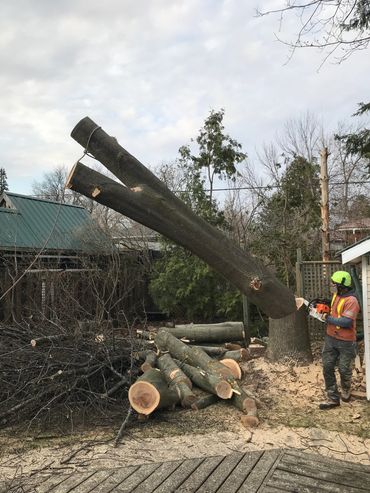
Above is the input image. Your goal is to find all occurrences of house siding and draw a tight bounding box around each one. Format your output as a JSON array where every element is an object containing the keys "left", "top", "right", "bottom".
[{"left": 363, "top": 255, "right": 370, "bottom": 400}]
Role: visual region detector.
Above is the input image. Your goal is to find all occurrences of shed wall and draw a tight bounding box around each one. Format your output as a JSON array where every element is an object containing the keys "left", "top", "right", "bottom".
[{"left": 365, "top": 255, "right": 370, "bottom": 400}]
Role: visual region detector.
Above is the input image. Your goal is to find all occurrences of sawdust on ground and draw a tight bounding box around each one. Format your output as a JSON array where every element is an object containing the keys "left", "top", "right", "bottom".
[{"left": 0, "top": 354, "right": 369, "bottom": 483}]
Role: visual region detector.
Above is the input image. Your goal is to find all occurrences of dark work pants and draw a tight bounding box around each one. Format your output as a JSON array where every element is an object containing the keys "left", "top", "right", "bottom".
[{"left": 322, "top": 335, "right": 357, "bottom": 402}]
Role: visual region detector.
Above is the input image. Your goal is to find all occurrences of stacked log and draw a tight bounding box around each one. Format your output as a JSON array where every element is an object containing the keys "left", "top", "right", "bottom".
[{"left": 128, "top": 324, "right": 261, "bottom": 427}]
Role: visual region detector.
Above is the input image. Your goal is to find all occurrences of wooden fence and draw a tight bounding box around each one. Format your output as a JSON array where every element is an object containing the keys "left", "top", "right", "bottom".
[
  {"left": 0, "top": 250, "right": 154, "bottom": 325},
  {"left": 295, "top": 254, "right": 350, "bottom": 340}
]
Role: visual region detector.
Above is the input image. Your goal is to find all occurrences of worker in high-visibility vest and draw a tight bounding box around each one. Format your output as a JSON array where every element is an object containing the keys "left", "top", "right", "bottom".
[{"left": 319, "top": 271, "right": 360, "bottom": 410}]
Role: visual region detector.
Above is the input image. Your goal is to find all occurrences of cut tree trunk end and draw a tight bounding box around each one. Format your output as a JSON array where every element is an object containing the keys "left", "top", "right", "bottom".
[
  {"left": 240, "top": 415, "right": 260, "bottom": 428},
  {"left": 220, "top": 359, "right": 242, "bottom": 380},
  {"left": 175, "top": 360, "right": 233, "bottom": 400},
  {"left": 128, "top": 368, "right": 179, "bottom": 415}
]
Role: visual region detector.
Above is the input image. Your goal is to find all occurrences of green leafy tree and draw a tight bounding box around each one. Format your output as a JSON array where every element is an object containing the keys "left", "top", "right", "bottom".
[
  {"left": 250, "top": 156, "right": 321, "bottom": 288},
  {"left": 150, "top": 109, "right": 247, "bottom": 321},
  {"left": 0, "top": 168, "right": 9, "bottom": 194},
  {"left": 180, "top": 109, "right": 246, "bottom": 201}
]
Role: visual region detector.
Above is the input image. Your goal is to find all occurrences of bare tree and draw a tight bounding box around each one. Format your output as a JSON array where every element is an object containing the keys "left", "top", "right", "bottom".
[
  {"left": 258, "top": 1, "right": 370, "bottom": 64},
  {"left": 32, "top": 165, "right": 71, "bottom": 202},
  {"left": 328, "top": 122, "right": 370, "bottom": 222},
  {"left": 279, "top": 112, "right": 324, "bottom": 163}
]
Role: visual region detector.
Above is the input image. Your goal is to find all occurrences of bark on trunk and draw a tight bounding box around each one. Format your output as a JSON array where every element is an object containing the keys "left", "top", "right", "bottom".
[
  {"left": 267, "top": 305, "right": 312, "bottom": 362},
  {"left": 191, "top": 394, "right": 219, "bottom": 411},
  {"left": 164, "top": 322, "right": 245, "bottom": 343},
  {"left": 157, "top": 354, "right": 196, "bottom": 407},
  {"left": 140, "top": 351, "right": 157, "bottom": 373},
  {"left": 220, "top": 349, "right": 250, "bottom": 362},
  {"left": 155, "top": 330, "right": 236, "bottom": 399},
  {"left": 175, "top": 360, "right": 228, "bottom": 398},
  {"left": 128, "top": 368, "right": 179, "bottom": 415},
  {"left": 68, "top": 118, "right": 297, "bottom": 319},
  {"left": 190, "top": 346, "right": 228, "bottom": 357}
]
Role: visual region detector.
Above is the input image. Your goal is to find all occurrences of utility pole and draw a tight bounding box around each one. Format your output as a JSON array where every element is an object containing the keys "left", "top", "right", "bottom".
[{"left": 320, "top": 147, "right": 330, "bottom": 261}]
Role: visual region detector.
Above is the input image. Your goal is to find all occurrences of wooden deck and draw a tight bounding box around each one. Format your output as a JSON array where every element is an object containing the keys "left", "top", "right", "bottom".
[{"left": 3, "top": 448, "right": 370, "bottom": 492}]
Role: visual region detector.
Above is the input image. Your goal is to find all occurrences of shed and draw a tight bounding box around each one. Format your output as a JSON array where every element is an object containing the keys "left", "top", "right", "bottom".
[
  {"left": 341, "top": 236, "right": 370, "bottom": 400},
  {"left": 0, "top": 191, "right": 108, "bottom": 253}
]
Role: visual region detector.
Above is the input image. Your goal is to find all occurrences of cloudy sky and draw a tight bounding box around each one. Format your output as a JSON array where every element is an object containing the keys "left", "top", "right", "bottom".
[{"left": 1, "top": 0, "right": 369, "bottom": 195}]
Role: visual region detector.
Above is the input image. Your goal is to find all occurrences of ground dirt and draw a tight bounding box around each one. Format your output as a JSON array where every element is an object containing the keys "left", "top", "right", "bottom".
[{"left": 0, "top": 351, "right": 369, "bottom": 484}]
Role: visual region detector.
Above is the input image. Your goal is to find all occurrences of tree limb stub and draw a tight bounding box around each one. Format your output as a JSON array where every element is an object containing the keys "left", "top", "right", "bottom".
[{"left": 70, "top": 117, "right": 297, "bottom": 318}]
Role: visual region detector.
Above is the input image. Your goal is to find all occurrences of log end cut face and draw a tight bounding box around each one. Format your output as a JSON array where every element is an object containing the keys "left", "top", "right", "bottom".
[
  {"left": 219, "top": 359, "right": 242, "bottom": 380},
  {"left": 128, "top": 381, "right": 160, "bottom": 415},
  {"left": 215, "top": 380, "right": 233, "bottom": 399}
]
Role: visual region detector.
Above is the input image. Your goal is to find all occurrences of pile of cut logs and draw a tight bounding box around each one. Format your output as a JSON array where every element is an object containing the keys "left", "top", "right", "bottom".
[{"left": 132, "top": 322, "right": 263, "bottom": 427}]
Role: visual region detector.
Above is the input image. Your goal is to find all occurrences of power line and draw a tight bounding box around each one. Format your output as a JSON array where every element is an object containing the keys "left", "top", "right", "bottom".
[
  {"left": 26, "top": 180, "right": 370, "bottom": 200},
  {"left": 189, "top": 181, "right": 370, "bottom": 193}
]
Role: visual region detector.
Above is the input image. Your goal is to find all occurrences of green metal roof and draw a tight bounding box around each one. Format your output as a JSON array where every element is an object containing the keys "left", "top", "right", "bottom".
[{"left": 0, "top": 192, "right": 109, "bottom": 252}]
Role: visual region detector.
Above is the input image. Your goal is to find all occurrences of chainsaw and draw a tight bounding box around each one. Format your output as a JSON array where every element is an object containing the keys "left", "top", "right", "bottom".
[{"left": 295, "top": 297, "right": 330, "bottom": 322}]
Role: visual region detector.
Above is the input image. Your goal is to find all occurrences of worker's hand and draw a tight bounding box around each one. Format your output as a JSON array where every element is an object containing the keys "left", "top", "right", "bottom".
[{"left": 309, "top": 307, "right": 326, "bottom": 323}]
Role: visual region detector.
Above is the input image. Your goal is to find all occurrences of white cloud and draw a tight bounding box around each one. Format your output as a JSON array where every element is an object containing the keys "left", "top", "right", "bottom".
[{"left": 0, "top": 0, "right": 368, "bottom": 194}]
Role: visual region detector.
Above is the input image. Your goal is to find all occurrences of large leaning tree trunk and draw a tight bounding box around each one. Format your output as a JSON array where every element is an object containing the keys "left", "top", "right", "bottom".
[
  {"left": 267, "top": 305, "right": 312, "bottom": 362},
  {"left": 67, "top": 117, "right": 297, "bottom": 319}
]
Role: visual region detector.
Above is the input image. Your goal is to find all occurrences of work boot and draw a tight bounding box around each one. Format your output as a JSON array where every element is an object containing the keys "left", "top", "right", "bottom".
[
  {"left": 341, "top": 390, "right": 351, "bottom": 403},
  {"left": 319, "top": 399, "right": 340, "bottom": 410}
]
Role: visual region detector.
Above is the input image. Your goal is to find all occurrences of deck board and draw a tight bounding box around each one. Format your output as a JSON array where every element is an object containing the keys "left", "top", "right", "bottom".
[
  {"left": 217, "top": 451, "right": 263, "bottom": 493},
  {"left": 196, "top": 452, "right": 244, "bottom": 492},
  {"left": 69, "top": 470, "right": 115, "bottom": 493},
  {"left": 283, "top": 449, "right": 370, "bottom": 474},
  {"left": 3, "top": 448, "right": 370, "bottom": 493},
  {"left": 266, "top": 468, "right": 363, "bottom": 493},
  {"left": 87, "top": 466, "right": 139, "bottom": 493},
  {"left": 36, "top": 472, "right": 74, "bottom": 493},
  {"left": 176, "top": 455, "right": 224, "bottom": 492},
  {"left": 112, "top": 462, "right": 161, "bottom": 492},
  {"left": 131, "top": 459, "right": 183, "bottom": 492},
  {"left": 238, "top": 449, "right": 281, "bottom": 492},
  {"left": 153, "top": 457, "right": 204, "bottom": 493},
  {"left": 279, "top": 456, "right": 370, "bottom": 489}
]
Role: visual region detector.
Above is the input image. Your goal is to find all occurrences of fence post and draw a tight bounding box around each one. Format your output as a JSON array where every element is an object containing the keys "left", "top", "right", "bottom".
[{"left": 296, "top": 248, "right": 303, "bottom": 297}]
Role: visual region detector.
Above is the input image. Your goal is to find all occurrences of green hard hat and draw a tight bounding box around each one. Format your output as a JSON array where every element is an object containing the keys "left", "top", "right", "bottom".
[{"left": 331, "top": 271, "right": 351, "bottom": 287}]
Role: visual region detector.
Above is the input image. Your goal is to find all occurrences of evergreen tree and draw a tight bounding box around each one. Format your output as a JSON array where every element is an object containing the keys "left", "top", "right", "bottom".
[
  {"left": 150, "top": 110, "right": 247, "bottom": 321},
  {"left": 0, "top": 168, "right": 9, "bottom": 194},
  {"left": 336, "top": 103, "right": 370, "bottom": 176},
  {"left": 250, "top": 156, "right": 321, "bottom": 288}
]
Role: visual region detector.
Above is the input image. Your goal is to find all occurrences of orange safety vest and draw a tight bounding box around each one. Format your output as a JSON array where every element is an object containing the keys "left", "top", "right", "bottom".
[{"left": 326, "top": 293, "right": 356, "bottom": 341}]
